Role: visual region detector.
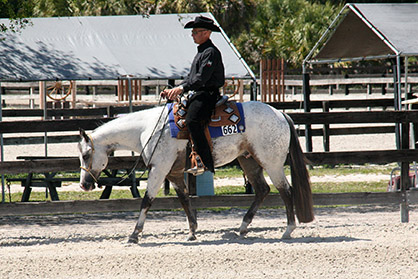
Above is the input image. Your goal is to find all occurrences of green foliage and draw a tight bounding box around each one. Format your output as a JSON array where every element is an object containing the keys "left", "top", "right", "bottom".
[
  {"left": 0, "top": 0, "right": 33, "bottom": 33},
  {"left": 32, "top": 0, "right": 71, "bottom": 16},
  {"left": 0, "top": 0, "right": 34, "bottom": 18},
  {"left": 234, "top": 0, "right": 342, "bottom": 70}
]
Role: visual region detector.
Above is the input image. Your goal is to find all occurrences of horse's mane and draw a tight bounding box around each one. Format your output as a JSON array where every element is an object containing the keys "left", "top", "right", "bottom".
[{"left": 93, "top": 105, "right": 165, "bottom": 135}]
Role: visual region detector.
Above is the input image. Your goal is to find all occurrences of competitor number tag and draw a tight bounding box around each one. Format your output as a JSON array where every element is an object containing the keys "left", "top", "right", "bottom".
[{"left": 222, "top": 124, "right": 238, "bottom": 136}]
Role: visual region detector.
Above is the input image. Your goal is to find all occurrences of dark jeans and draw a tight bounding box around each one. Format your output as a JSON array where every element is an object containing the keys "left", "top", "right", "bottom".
[{"left": 185, "top": 91, "right": 218, "bottom": 172}]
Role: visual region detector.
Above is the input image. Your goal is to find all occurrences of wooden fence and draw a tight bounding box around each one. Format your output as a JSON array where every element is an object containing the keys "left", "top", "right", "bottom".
[
  {"left": 260, "top": 58, "right": 285, "bottom": 102},
  {"left": 1, "top": 105, "right": 418, "bottom": 220},
  {"left": 117, "top": 78, "right": 142, "bottom": 101},
  {"left": 283, "top": 75, "right": 418, "bottom": 96}
]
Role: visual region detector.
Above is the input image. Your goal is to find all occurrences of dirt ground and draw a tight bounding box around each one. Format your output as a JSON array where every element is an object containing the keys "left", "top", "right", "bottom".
[
  {"left": 0, "top": 205, "right": 417, "bottom": 279},
  {"left": 1, "top": 95, "right": 416, "bottom": 278}
]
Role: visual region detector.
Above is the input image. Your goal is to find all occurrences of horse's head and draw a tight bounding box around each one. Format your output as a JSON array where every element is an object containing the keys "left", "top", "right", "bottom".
[{"left": 78, "top": 129, "right": 109, "bottom": 191}]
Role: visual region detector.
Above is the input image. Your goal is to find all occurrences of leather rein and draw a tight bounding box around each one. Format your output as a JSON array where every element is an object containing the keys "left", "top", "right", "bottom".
[{"left": 79, "top": 97, "right": 172, "bottom": 187}]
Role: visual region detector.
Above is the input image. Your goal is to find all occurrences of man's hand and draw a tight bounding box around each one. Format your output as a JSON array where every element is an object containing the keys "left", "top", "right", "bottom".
[{"left": 160, "top": 86, "right": 183, "bottom": 100}]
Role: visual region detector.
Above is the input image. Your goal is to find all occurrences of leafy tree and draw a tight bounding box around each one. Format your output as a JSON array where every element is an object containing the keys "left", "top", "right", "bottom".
[
  {"left": 234, "top": 0, "right": 342, "bottom": 70},
  {"left": 65, "top": 0, "right": 256, "bottom": 38},
  {"left": 0, "top": 0, "right": 33, "bottom": 33},
  {"left": 32, "top": 0, "right": 71, "bottom": 16}
]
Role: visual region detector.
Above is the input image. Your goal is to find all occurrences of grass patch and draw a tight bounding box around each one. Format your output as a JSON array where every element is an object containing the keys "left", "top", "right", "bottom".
[
  {"left": 311, "top": 181, "right": 387, "bottom": 193},
  {"left": 4, "top": 180, "right": 388, "bottom": 203},
  {"left": 308, "top": 164, "right": 395, "bottom": 177},
  {"left": 214, "top": 180, "right": 387, "bottom": 195},
  {"left": 3, "top": 164, "right": 393, "bottom": 203},
  {"left": 215, "top": 163, "right": 395, "bottom": 179}
]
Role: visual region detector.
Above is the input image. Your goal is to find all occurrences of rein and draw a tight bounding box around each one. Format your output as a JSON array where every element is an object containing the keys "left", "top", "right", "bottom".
[
  {"left": 115, "top": 98, "right": 172, "bottom": 185},
  {"left": 80, "top": 94, "right": 174, "bottom": 187}
]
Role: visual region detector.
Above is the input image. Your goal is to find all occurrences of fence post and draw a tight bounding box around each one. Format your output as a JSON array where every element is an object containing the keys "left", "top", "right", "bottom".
[
  {"left": 70, "top": 81, "right": 77, "bottom": 109},
  {"left": 400, "top": 122, "right": 410, "bottom": 223},
  {"left": 250, "top": 81, "right": 257, "bottom": 101},
  {"left": 322, "top": 101, "right": 330, "bottom": 152},
  {"left": 0, "top": 81, "right": 4, "bottom": 203}
]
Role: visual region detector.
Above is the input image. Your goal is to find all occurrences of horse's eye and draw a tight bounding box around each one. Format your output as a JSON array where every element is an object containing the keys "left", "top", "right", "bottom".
[{"left": 82, "top": 154, "right": 89, "bottom": 161}]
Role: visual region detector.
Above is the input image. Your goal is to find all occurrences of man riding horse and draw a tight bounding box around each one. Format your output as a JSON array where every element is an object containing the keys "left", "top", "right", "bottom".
[{"left": 161, "top": 16, "right": 225, "bottom": 176}]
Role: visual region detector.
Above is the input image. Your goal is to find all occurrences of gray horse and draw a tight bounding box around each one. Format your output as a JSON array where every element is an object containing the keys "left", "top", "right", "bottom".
[{"left": 78, "top": 101, "right": 314, "bottom": 243}]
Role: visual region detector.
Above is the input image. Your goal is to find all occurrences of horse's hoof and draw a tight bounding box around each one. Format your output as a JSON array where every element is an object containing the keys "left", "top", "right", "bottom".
[
  {"left": 187, "top": 234, "right": 197, "bottom": 241},
  {"left": 239, "top": 221, "right": 249, "bottom": 236},
  {"left": 127, "top": 236, "right": 138, "bottom": 244},
  {"left": 281, "top": 224, "right": 296, "bottom": 239},
  {"left": 281, "top": 232, "right": 292, "bottom": 239},
  {"left": 239, "top": 229, "right": 248, "bottom": 236}
]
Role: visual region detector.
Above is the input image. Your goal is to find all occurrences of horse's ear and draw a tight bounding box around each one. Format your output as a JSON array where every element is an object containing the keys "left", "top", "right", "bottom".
[{"left": 79, "top": 128, "right": 90, "bottom": 143}]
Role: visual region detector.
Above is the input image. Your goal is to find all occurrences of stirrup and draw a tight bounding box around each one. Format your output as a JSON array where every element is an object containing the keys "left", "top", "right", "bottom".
[
  {"left": 185, "top": 166, "right": 207, "bottom": 176},
  {"left": 187, "top": 152, "right": 206, "bottom": 176}
]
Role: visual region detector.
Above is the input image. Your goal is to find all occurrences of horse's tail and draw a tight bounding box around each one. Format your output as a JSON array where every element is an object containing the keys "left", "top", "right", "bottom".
[{"left": 283, "top": 113, "right": 314, "bottom": 223}]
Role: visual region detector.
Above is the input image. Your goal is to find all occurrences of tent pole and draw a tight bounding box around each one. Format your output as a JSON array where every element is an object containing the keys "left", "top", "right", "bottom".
[
  {"left": 405, "top": 56, "right": 414, "bottom": 149},
  {"left": 396, "top": 55, "right": 410, "bottom": 223},
  {"left": 396, "top": 55, "right": 402, "bottom": 111},
  {"left": 216, "top": 19, "right": 256, "bottom": 81},
  {"left": 304, "top": 4, "right": 349, "bottom": 63},
  {"left": 393, "top": 59, "right": 401, "bottom": 150},
  {"left": 302, "top": 63, "right": 312, "bottom": 152},
  {"left": 404, "top": 56, "right": 409, "bottom": 106}
]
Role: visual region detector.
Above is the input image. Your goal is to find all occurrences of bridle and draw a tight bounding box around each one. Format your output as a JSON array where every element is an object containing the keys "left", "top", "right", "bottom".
[
  {"left": 79, "top": 92, "right": 173, "bottom": 186},
  {"left": 79, "top": 134, "right": 99, "bottom": 184}
]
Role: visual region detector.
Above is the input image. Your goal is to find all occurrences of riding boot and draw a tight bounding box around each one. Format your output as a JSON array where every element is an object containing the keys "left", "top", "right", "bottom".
[{"left": 186, "top": 122, "right": 215, "bottom": 174}]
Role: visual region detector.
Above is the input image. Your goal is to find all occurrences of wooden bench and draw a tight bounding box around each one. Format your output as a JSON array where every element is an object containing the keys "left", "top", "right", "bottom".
[
  {"left": 7, "top": 172, "right": 63, "bottom": 202},
  {"left": 5, "top": 156, "right": 145, "bottom": 201}
]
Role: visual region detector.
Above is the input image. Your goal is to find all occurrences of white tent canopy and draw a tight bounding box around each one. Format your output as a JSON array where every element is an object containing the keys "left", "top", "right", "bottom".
[
  {"left": 305, "top": 3, "right": 418, "bottom": 64},
  {"left": 0, "top": 13, "right": 255, "bottom": 81}
]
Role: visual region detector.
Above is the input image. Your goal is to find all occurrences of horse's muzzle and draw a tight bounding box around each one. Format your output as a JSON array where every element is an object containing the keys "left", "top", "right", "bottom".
[
  {"left": 80, "top": 174, "right": 97, "bottom": 191},
  {"left": 80, "top": 182, "right": 96, "bottom": 192}
]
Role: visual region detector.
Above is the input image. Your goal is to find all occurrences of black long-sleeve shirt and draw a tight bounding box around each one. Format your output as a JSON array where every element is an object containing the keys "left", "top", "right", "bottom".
[{"left": 181, "top": 39, "right": 225, "bottom": 92}]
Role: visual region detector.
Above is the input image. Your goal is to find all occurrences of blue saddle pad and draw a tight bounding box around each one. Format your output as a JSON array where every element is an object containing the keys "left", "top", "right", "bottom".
[{"left": 167, "top": 102, "right": 245, "bottom": 138}]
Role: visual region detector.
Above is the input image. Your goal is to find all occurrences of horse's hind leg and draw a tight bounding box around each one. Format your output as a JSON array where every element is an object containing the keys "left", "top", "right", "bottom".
[
  {"left": 269, "top": 171, "right": 296, "bottom": 239},
  {"left": 237, "top": 155, "right": 270, "bottom": 236},
  {"left": 167, "top": 172, "right": 198, "bottom": 241}
]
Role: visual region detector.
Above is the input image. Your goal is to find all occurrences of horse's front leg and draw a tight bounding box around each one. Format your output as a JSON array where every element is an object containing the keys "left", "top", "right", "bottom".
[
  {"left": 128, "top": 192, "right": 154, "bottom": 243},
  {"left": 128, "top": 167, "right": 167, "bottom": 244}
]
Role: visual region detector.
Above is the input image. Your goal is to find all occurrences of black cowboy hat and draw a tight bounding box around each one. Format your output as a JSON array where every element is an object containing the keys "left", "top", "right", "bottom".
[{"left": 184, "top": 16, "right": 221, "bottom": 32}]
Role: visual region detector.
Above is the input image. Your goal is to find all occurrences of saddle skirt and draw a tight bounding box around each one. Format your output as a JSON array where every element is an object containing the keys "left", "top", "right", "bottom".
[{"left": 167, "top": 101, "right": 246, "bottom": 139}]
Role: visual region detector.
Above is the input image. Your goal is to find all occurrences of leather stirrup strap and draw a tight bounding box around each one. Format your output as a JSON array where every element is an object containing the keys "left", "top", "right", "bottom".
[{"left": 188, "top": 137, "right": 206, "bottom": 170}]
